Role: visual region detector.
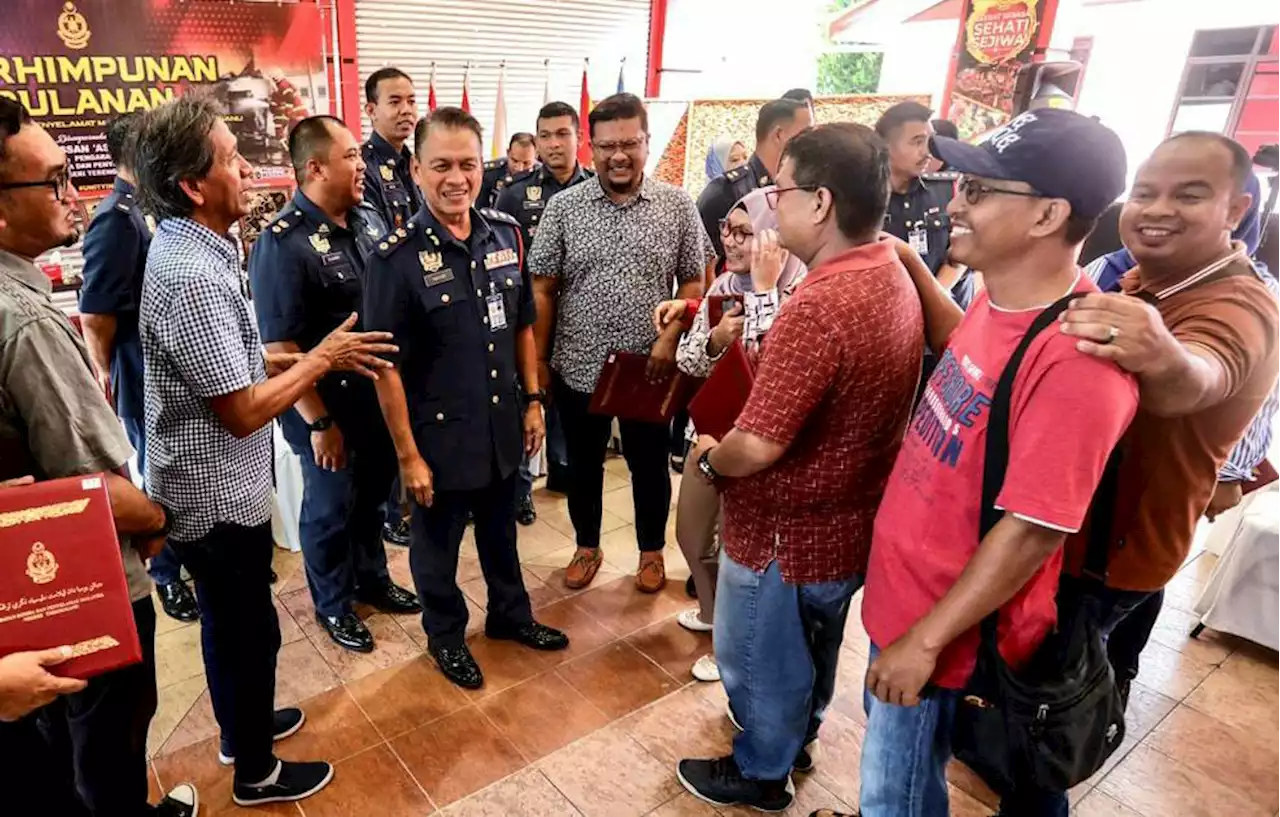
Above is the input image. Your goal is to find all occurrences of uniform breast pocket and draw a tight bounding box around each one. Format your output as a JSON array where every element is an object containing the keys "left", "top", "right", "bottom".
[
  {"left": 492, "top": 268, "right": 523, "bottom": 319},
  {"left": 417, "top": 283, "right": 468, "bottom": 339}
]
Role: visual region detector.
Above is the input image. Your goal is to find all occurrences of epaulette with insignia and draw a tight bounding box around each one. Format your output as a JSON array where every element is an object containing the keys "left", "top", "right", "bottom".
[
  {"left": 724, "top": 167, "right": 745, "bottom": 182},
  {"left": 375, "top": 221, "right": 417, "bottom": 258},
  {"left": 266, "top": 209, "right": 303, "bottom": 237},
  {"left": 922, "top": 170, "right": 961, "bottom": 182},
  {"left": 114, "top": 201, "right": 132, "bottom": 213},
  {"left": 483, "top": 159, "right": 505, "bottom": 171},
  {"left": 480, "top": 207, "right": 519, "bottom": 228}
]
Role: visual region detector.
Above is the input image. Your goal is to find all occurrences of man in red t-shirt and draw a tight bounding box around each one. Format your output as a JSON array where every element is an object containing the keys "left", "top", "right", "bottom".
[{"left": 851, "top": 110, "right": 1138, "bottom": 817}]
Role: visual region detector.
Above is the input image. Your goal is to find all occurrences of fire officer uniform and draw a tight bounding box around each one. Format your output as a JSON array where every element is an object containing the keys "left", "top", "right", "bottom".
[
  {"left": 248, "top": 192, "right": 420, "bottom": 650},
  {"left": 696, "top": 154, "right": 772, "bottom": 265},
  {"left": 362, "top": 130, "right": 423, "bottom": 231},
  {"left": 478, "top": 158, "right": 516, "bottom": 209},
  {"left": 883, "top": 169, "right": 974, "bottom": 308},
  {"left": 79, "top": 177, "right": 198, "bottom": 620},
  {"left": 362, "top": 204, "right": 565, "bottom": 664}
]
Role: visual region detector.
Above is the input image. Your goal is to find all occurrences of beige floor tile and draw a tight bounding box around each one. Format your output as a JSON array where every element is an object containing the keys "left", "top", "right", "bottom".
[
  {"left": 565, "top": 575, "right": 691, "bottom": 639},
  {"left": 148, "top": 674, "right": 208, "bottom": 758},
  {"left": 441, "top": 767, "right": 582, "bottom": 816},
  {"left": 602, "top": 486, "right": 637, "bottom": 524},
  {"left": 300, "top": 743, "right": 434, "bottom": 817},
  {"left": 1147, "top": 603, "right": 1235, "bottom": 667},
  {"left": 390, "top": 706, "right": 527, "bottom": 808},
  {"left": 1123, "top": 681, "right": 1178, "bottom": 741},
  {"left": 843, "top": 589, "right": 871, "bottom": 658},
  {"left": 827, "top": 647, "right": 869, "bottom": 726},
  {"left": 1185, "top": 654, "right": 1279, "bottom": 745},
  {"left": 153, "top": 622, "right": 207, "bottom": 688},
  {"left": 718, "top": 775, "right": 851, "bottom": 817},
  {"left": 272, "top": 687, "right": 382, "bottom": 764},
  {"left": 1097, "top": 743, "right": 1270, "bottom": 817},
  {"left": 809, "top": 707, "right": 866, "bottom": 807},
  {"left": 157, "top": 688, "right": 219, "bottom": 758},
  {"left": 538, "top": 726, "right": 682, "bottom": 817},
  {"left": 560, "top": 642, "right": 681, "bottom": 719},
  {"left": 540, "top": 499, "right": 629, "bottom": 542},
  {"left": 306, "top": 613, "right": 424, "bottom": 684},
  {"left": 1161, "top": 553, "right": 1218, "bottom": 613},
  {"left": 516, "top": 518, "right": 578, "bottom": 560},
  {"left": 620, "top": 684, "right": 735, "bottom": 768},
  {"left": 273, "top": 594, "right": 305, "bottom": 645},
  {"left": 152, "top": 599, "right": 197, "bottom": 638},
  {"left": 273, "top": 637, "right": 342, "bottom": 707},
  {"left": 1143, "top": 703, "right": 1278, "bottom": 811},
  {"left": 645, "top": 793, "right": 721, "bottom": 816},
  {"left": 1132, "top": 639, "right": 1216, "bottom": 700},
  {"left": 1072, "top": 789, "right": 1145, "bottom": 817},
  {"left": 346, "top": 654, "right": 470, "bottom": 740},
  {"left": 949, "top": 785, "right": 996, "bottom": 816},
  {"left": 478, "top": 671, "right": 611, "bottom": 761},
  {"left": 625, "top": 616, "right": 712, "bottom": 682},
  {"left": 522, "top": 544, "right": 626, "bottom": 591}
]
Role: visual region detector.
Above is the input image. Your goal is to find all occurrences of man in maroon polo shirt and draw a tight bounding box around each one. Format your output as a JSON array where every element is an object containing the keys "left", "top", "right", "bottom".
[{"left": 675, "top": 123, "right": 924, "bottom": 812}]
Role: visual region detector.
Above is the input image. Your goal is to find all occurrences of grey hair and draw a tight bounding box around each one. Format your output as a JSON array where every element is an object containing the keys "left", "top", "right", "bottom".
[{"left": 134, "top": 95, "right": 221, "bottom": 220}]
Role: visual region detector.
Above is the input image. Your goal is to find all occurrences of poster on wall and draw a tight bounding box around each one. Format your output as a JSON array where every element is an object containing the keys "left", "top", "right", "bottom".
[
  {"left": 0, "top": 0, "right": 329, "bottom": 194},
  {"left": 940, "top": 0, "right": 1059, "bottom": 141}
]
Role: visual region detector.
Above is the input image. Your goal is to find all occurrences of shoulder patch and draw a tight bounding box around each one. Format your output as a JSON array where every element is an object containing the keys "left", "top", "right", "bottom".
[
  {"left": 484, "top": 159, "right": 504, "bottom": 171},
  {"left": 114, "top": 201, "right": 132, "bottom": 213},
  {"left": 480, "top": 207, "right": 520, "bottom": 228},
  {"left": 264, "top": 209, "right": 304, "bottom": 238},
  {"left": 724, "top": 167, "right": 744, "bottom": 182}
]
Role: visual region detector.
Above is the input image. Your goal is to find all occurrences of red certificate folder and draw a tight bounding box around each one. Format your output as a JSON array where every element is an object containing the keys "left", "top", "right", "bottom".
[
  {"left": 589, "top": 351, "right": 697, "bottom": 423},
  {"left": 0, "top": 474, "right": 141, "bottom": 679},
  {"left": 688, "top": 341, "right": 755, "bottom": 440},
  {"left": 1243, "top": 459, "right": 1278, "bottom": 496}
]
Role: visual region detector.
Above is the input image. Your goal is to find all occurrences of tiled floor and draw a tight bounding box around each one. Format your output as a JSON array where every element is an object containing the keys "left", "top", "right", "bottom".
[{"left": 144, "top": 458, "right": 1279, "bottom": 816}]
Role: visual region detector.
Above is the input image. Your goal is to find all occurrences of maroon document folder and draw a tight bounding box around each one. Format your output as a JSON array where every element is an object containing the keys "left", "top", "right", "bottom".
[
  {"left": 0, "top": 474, "right": 141, "bottom": 679},
  {"left": 589, "top": 351, "right": 698, "bottom": 423},
  {"left": 687, "top": 340, "right": 755, "bottom": 440}
]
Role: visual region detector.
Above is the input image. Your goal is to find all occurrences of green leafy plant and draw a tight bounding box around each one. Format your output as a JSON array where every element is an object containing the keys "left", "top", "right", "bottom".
[{"left": 816, "top": 51, "right": 884, "bottom": 95}]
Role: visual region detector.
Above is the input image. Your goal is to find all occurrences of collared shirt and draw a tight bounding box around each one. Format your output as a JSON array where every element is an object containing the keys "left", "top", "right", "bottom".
[
  {"left": 883, "top": 176, "right": 952, "bottom": 276},
  {"left": 248, "top": 191, "right": 388, "bottom": 447},
  {"left": 362, "top": 130, "right": 423, "bottom": 230},
  {"left": 0, "top": 248, "right": 150, "bottom": 602},
  {"left": 696, "top": 154, "right": 771, "bottom": 263},
  {"left": 362, "top": 205, "right": 532, "bottom": 492},
  {"left": 494, "top": 163, "right": 593, "bottom": 250},
  {"left": 140, "top": 218, "right": 273, "bottom": 542},
  {"left": 78, "top": 176, "right": 151, "bottom": 419},
  {"left": 528, "top": 175, "right": 710, "bottom": 393},
  {"left": 721, "top": 240, "right": 924, "bottom": 584},
  {"left": 478, "top": 158, "right": 514, "bottom": 210}
]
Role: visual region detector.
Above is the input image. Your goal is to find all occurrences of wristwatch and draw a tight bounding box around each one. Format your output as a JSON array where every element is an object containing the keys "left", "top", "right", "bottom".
[
  {"left": 524, "top": 390, "right": 548, "bottom": 405},
  {"left": 306, "top": 416, "right": 334, "bottom": 432},
  {"left": 696, "top": 448, "right": 723, "bottom": 486},
  {"left": 151, "top": 504, "right": 174, "bottom": 539}
]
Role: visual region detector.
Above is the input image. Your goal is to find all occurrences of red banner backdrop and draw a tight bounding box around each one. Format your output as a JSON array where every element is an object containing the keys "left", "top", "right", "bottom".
[{"left": 0, "top": 0, "right": 331, "bottom": 193}]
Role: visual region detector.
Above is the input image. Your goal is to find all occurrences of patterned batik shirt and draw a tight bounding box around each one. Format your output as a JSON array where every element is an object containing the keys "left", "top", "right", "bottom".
[
  {"left": 527, "top": 175, "right": 710, "bottom": 393},
  {"left": 139, "top": 218, "right": 273, "bottom": 542}
]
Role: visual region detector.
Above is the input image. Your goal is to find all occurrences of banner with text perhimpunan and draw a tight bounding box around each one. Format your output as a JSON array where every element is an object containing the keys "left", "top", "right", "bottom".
[{"left": 0, "top": 0, "right": 329, "bottom": 193}]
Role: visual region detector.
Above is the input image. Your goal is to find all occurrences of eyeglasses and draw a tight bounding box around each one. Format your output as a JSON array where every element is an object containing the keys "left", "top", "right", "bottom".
[
  {"left": 592, "top": 137, "right": 647, "bottom": 154},
  {"left": 764, "top": 185, "right": 818, "bottom": 210},
  {"left": 719, "top": 220, "right": 755, "bottom": 245},
  {"left": 957, "top": 177, "right": 1044, "bottom": 206},
  {"left": 0, "top": 167, "right": 72, "bottom": 200}
]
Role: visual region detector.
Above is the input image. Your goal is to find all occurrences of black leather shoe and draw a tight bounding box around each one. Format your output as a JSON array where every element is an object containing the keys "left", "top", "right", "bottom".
[
  {"left": 431, "top": 644, "right": 484, "bottom": 689},
  {"left": 517, "top": 495, "right": 537, "bottom": 526},
  {"left": 356, "top": 582, "right": 421, "bottom": 614},
  {"left": 382, "top": 518, "right": 410, "bottom": 547},
  {"left": 157, "top": 581, "right": 200, "bottom": 622},
  {"left": 316, "top": 612, "right": 374, "bottom": 653},
  {"left": 486, "top": 621, "right": 569, "bottom": 651}
]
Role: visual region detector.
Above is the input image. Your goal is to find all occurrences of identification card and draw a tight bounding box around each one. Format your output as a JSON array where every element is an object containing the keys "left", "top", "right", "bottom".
[
  {"left": 909, "top": 225, "right": 929, "bottom": 256},
  {"left": 486, "top": 288, "right": 508, "bottom": 331}
]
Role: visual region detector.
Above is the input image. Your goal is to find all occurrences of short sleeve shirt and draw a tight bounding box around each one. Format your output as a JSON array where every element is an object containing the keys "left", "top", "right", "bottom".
[
  {"left": 528, "top": 176, "right": 711, "bottom": 393},
  {"left": 140, "top": 219, "right": 273, "bottom": 542},
  {"left": 863, "top": 276, "right": 1139, "bottom": 689},
  {"left": 0, "top": 249, "right": 150, "bottom": 602}
]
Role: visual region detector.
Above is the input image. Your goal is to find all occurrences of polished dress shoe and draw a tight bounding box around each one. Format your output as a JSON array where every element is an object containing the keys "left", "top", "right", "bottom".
[
  {"left": 156, "top": 581, "right": 200, "bottom": 622},
  {"left": 431, "top": 644, "right": 484, "bottom": 689},
  {"left": 356, "top": 582, "right": 421, "bottom": 614},
  {"left": 382, "top": 518, "right": 410, "bottom": 547},
  {"left": 486, "top": 621, "right": 569, "bottom": 651},
  {"left": 516, "top": 495, "right": 537, "bottom": 526},
  {"left": 316, "top": 612, "right": 374, "bottom": 653}
]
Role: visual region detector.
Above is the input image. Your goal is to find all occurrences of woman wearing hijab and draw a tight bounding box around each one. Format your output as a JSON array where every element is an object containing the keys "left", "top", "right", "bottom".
[
  {"left": 666, "top": 186, "right": 807, "bottom": 682},
  {"left": 705, "top": 136, "right": 750, "bottom": 182}
]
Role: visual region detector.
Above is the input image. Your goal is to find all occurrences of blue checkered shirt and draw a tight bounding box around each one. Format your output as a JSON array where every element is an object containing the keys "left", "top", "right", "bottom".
[{"left": 140, "top": 218, "right": 273, "bottom": 541}]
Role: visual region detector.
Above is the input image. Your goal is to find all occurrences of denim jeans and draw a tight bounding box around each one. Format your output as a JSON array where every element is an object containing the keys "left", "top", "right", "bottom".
[{"left": 714, "top": 553, "right": 860, "bottom": 781}]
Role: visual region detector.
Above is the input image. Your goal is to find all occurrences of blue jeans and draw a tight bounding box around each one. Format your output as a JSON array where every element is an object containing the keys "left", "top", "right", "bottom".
[
  {"left": 518, "top": 400, "right": 568, "bottom": 501},
  {"left": 714, "top": 553, "right": 860, "bottom": 781},
  {"left": 123, "top": 414, "right": 183, "bottom": 586}
]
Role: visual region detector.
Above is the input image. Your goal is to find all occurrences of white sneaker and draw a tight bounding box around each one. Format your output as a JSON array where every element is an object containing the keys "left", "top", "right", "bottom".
[
  {"left": 691, "top": 654, "right": 720, "bottom": 682},
  {"left": 678, "top": 608, "right": 713, "bottom": 633}
]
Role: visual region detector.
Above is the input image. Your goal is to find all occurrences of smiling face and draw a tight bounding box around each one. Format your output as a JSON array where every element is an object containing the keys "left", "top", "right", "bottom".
[
  {"left": 946, "top": 175, "right": 1048, "bottom": 270},
  {"left": 310, "top": 120, "right": 366, "bottom": 209},
  {"left": 415, "top": 122, "right": 482, "bottom": 220},
  {"left": 721, "top": 206, "right": 754, "bottom": 273},
  {"left": 591, "top": 116, "right": 648, "bottom": 196},
  {"left": 1120, "top": 137, "right": 1250, "bottom": 270}
]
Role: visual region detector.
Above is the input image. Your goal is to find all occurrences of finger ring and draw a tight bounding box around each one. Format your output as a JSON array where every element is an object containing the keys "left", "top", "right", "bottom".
[{"left": 1105, "top": 325, "right": 1120, "bottom": 343}]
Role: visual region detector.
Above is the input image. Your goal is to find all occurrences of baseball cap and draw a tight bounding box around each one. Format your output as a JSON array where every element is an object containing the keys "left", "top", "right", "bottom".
[{"left": 930, "top": 109, "right": 1127, "bottom": 221}]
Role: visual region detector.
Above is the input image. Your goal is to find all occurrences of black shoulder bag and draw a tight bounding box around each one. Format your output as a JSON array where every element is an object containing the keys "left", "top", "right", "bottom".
[{"left": 950, "top": 295, "right": 1127, "bottom": 796}]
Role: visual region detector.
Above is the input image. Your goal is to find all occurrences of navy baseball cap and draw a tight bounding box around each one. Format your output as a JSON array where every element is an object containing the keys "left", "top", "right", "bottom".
[{"left": 930, "top": 109, "right": 1127, "bottom": 221}]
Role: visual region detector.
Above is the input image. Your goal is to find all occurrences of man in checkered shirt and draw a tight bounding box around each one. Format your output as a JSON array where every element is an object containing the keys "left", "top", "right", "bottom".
[{"left": 135, "top": 96, "right": 396, "bottom": 808}]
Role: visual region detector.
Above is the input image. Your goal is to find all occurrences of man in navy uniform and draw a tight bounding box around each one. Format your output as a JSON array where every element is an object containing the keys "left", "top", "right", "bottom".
[
  {"left": 250, "top": 115, "right": 420, "bottom": 653},
  {"left": 478, "top": 132, "right": 537, "bottom": 209},
  {"left": 361, "top": 66, "right": 423, "bottom": 546},
  {"left": 697, "top": 97, "right": 812, "bottom": 266},
  {"left": 364, "top": 107, "right": 568, "bottom": 690},
  {"left": 494, "top": 102, "right": 591, "bottom": 523},
  {"left": 79, "top": 112, "right": 200, "bottom": 623}
]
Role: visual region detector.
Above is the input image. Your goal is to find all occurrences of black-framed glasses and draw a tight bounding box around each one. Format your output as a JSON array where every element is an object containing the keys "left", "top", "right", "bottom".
[
  {"left": 591, "top": 136, "right": 647, "bottom": 154},
  {"left": 718, "top": 219, "right": 755, "bottom": 245},
  {"left": 0, "top": 167, "right": 72, "bottom": 200},
  {"left": 957, "top": 176, "right": 1043, "bottom": 206},
  {"left": 765, "top": 185, "right": 818, "bottom": 210}
]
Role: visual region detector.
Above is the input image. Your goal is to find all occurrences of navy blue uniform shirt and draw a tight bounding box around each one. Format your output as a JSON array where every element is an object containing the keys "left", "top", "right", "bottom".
[
  {"left": 362, "top": 205, "right": 532, "bottom": 492},
  {"left": 248, "top": 191, "right": 388, "bottom": 447},
  {"left": 883, "top": 174, "right": 954, "bottom": 276},
  {"left": 478, "top": 158, "right": 516, "bottom": 210},
  {"left": 493, "top": 163, "right": 593, "bottom": 249},
  {"left": 79, "top": 177, "right": 149, "bottom": 419},
  {"left": 362, "top": 130, "right": 423, "bottom": 230}
]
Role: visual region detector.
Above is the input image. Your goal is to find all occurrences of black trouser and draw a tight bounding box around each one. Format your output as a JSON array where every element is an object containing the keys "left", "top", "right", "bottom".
[
  {"left": 1106, "top": 588, "right": 1164, "bottom": 686},
  {"left": 170, "top": 521, "right": 281, "bottom": 784},
  {"left": 410, "top": 470, "right": 533, "bottom": 649},
  {"left": 0, "top": 598, "right": 158, "bottom": 816},
  {"left": 553, "top": 376, "right": 671, "bottom": 552}
]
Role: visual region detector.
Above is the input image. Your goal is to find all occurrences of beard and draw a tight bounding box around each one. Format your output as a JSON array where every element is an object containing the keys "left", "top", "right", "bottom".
[{"left": 604, "top": 165, "right": 639, "bottom": 195}]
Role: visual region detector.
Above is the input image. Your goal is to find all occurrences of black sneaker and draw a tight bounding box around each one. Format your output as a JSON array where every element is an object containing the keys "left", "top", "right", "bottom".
[
  {"left": 382, "top": 517, "right": 410, "bottom": 547},
  {"left": 517, "top": 494, "right": 537, "bottom": 526},
  {"left": 232, "top": 759, "right": 333, "bottom": 806},
  {"left": 677, "top": 755, "right": 794, "bottom": 812},
  {"left": 154, "top": 782, "right": 198, "bottom": 817},
  {"left": 219, "top": 707, "right": 306, "bottom": 766},
  {"left": 156, "top": 581, "right": 199, "bottom": 622}
]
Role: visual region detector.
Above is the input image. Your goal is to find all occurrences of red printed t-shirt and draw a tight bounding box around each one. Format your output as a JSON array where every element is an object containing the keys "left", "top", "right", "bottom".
[{"left": 862, "top": 276, "right": 1139, "bottom": 689}]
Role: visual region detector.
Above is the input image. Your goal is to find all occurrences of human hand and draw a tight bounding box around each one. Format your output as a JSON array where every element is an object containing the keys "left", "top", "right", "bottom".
[
  {"left": 1059, "top": 294, "right": 1179, "bottom": 374},
  {"left": 0, "top": 476, "right": 34, "bottom": 489},
  {"left": 311, "top": 425, "right": 346, "bottom": 472},
  {"left": 646, "top": 332, "right": 679, "bottom": 383},
  {"left": 265, "top": 352, "right": 306, "bottom": 377},
  {"left": 134, "top": 534, "right": 166, "bottom": 560},
  {"left": 709, "top": 303, "right": 745, "bottom": 353},
  {"left": 313, "top": 313, "right": 399, "bottom": 379},
  {"left": 865, "top": 632, "right": 940, "bottom": 707},
  {"left": 750, "top": 229, "right": 789, "bottom": 292},
  {"left": 1206, "top": 480, "right": 1244, "bottom": 522},
  {"left": 524, "top": 404, "right": 546, "bottom": 457},
  {"left": 0, "top": 647, "right": 88, "bottom": 722},
  {"left": 653, "top": 299, "right": 689, "bottom": 332},
  {"left": 96, "top": 370, "right": 113, "bottom": 407},
  {"left": 400, "top": 454, "right": 435, "bottom": 508}
]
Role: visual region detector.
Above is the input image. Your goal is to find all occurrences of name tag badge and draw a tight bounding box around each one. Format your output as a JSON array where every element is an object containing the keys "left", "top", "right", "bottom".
[
  {"left": 320, "top": 252, "right": 346, "bottom": 266},
  {"left": 486, "top": 284, "right": 508, "bottom": 331},
  {"left": 424, "top": 269, "right": 454, "bottom": 287},
  {"left": 909, "top": 225, "right": 929, "bottom": 256},
  {"left": 484, "top": 248, "right": 518, "bottom": 270}
]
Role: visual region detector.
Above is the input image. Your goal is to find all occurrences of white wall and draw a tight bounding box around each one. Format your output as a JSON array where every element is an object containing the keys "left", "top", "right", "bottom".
[{"left": 876, "top": 18, "right": 961, "bottom": 111}]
